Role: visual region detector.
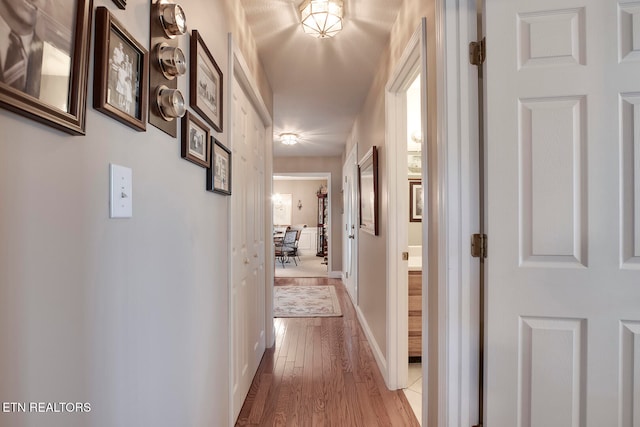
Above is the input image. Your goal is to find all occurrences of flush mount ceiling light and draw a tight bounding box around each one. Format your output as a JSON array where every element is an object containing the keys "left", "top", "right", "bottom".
[
  {"left": 299, "top": 0, "right": 344, "bottom": 39},
  {"left": 280, "top": 133, "right": 299, "bottom": 145}
]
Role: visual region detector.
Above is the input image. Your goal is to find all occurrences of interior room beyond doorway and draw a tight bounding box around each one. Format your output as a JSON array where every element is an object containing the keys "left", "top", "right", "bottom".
[{"left": 273, "top": 175, "right": 329, "bottom": 278}]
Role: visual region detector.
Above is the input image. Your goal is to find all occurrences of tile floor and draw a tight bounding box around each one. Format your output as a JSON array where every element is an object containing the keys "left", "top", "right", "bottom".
[{"left": 403, "top": 363, "right": 422, "bottom": 425}]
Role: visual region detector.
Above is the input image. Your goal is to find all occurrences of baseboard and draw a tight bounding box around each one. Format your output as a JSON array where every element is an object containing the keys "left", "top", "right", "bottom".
[
  {"left": 329, "top": 271, "right": 342, "bottom": 279},
  {"left": 354, "top": 305, "right": 388, "bottom": 385}
]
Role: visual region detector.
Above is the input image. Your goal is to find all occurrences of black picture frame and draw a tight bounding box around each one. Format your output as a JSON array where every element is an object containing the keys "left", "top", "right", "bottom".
[
  {"left": 0, "top": 0, "right": 93, "bottom": 135},
  {"left": 207, "top": 137, "right": 232, "bottom": 195},
  {"left": 190, "top": 30, "right": 223, "bottom": 132},
  {"left": 409, "top": 179, "right": 423, "bottom": 222},
  {"left": 358, "top": 146, "right": 378, "bottom": 235},
  {"left": 181, "top": 111, "right": 211, "bottom": 168},
  {"left": 93, "top": 7, "right": 149, "bottom": 132}
]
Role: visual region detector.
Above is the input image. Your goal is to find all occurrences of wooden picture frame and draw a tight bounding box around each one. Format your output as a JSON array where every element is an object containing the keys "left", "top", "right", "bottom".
[
  {"left": 358, "top": 146, "right": 378, "bottom": 235},
  {"left": 190, "top": 30, "right": 223, "bottom": 132},
  {"left": 181, "top": 111, "right": 211, "bottom": 168},
  {"left": 409, "top": 180, "right": 423, "bottom": 222},
  {"left": 93, "top": 7, "right": 149, "bottom": 132},
  {"left": 207, "top": 137, "right": 232, "bottom": 195},
  {"left": 0, "top": 0, "right": 93, "bottom": 135},
  {"left": 112, "top": 0, "right": 126, "bottom": 9}
]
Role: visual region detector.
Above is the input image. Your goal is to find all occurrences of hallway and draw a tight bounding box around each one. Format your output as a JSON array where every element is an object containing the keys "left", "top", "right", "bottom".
[{"left": 235, "top": 277, "right": 419, "bottom": 426}]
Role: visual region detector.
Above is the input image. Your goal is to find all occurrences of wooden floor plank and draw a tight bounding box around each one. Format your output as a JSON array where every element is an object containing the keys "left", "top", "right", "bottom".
[{"left": 235, "top": 277, "right": 420, "bottom": 427}]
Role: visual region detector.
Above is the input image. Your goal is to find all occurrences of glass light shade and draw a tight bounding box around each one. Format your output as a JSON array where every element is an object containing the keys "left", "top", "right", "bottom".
[
  {"left": 280, "top": 133, "right": 299, "bottom": 145},
  {"left": 300, "top": 0, "right": 343, "bottom": 38}
]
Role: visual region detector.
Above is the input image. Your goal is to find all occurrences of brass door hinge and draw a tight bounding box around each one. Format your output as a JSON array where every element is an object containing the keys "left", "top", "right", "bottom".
[
  {"left": 471, "top": 233, "right": 487, "bottom": 259},
  {"left": 469, "top": 38, "right": 486, "bottom": 66}
]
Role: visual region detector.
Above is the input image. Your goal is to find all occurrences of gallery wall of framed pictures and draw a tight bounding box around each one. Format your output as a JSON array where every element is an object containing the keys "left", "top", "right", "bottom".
[{"left": 0, "top": 1, "right": 232, "bottom": 195}]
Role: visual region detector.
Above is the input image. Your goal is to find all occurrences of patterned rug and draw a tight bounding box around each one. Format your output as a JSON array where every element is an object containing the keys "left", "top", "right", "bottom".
[{"left": 274, "top": 286, "right": 342, "bottom": 317}]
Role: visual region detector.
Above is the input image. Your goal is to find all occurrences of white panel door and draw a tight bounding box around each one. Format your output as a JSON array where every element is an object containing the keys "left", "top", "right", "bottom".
[
  {"left": 231, "top": 77, "right": 266, "bottom": 421},
  {"left": 343, "top": 144, "right": 358, "bottom": 303},
  {"left": 485, "top": 0, "right": 640, "bottom": 426}
]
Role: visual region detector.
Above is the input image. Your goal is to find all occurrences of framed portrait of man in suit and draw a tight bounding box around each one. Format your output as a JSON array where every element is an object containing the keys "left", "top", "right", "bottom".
[{"left": 0, "top": 0, "right": 93, "bottom": 135}]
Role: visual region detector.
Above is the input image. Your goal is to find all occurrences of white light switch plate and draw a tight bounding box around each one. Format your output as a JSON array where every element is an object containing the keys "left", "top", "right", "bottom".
[{"left": 110, "top": 164, "right": 133, "bottom": 218}]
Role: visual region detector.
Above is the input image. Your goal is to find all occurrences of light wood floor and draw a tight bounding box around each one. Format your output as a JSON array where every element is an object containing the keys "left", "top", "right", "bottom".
[{"left": 235, "top": 277, "right": 419, "bottom": 426}]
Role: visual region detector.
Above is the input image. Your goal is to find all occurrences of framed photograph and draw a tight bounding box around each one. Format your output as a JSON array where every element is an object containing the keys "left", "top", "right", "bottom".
[
  {"left": 358, "top": 146, "right": 378, "bottom": 235},
  {"left": 93, "top": 6, "right": 148, "bottom": 132},
  {"left": 181, "top": 111, "right": 211, "bottom": 168},
  {"left": 409, "top": 180, "right": 423, "bottom": 222},
  {"left": 408, "top": 151, "right": 422, "bottom": 177},
  {"left": 207, "top": 137, "right": 232, "bottom": 195},
  {"left": 0, "top": 0, "right": 93, "bottom": 135},
  {"left": 112, "top": 0, "right": 126, "bottom": 9},
  {"left": 190, "top": 30, "right": 223, "bottom": 132}
]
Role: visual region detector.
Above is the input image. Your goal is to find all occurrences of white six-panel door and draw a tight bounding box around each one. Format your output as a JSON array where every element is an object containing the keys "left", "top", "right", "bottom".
[
  {"left": 485, "top": 0, "right": 640, "bottom": 425},
  {"left": 231, "top": 77, "right": 266, "bottom": 422}
]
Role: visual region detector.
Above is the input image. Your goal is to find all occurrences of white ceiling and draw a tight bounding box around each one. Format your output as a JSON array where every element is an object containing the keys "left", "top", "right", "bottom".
[{"left": 240, "top": 0, "right": 403, "bottom": 158}]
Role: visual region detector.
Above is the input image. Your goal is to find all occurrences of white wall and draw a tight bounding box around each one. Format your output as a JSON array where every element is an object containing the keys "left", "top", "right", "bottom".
[
  {"left": 0, "top": 1, "right": 271, "bottom": 426},
  {"left": 273, "top": 179, "right": 326, "bottom": 227}
]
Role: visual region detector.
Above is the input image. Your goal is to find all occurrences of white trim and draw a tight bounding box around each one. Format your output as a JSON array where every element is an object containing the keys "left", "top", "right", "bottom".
[
  {"left": 228, "top": 33, "right": 273, "bottom": 427},
  {"left": 427, "top": 1, "right": 480, "bottom": 426},
  {"left": 355, "top": 305, "right": 388, "bottom": 384},
  {"left": 385, "top": 21, "right": 426, "bottom": 393},
  {"left": 328, "top": 271, "right": 343, "bottom": 279}
]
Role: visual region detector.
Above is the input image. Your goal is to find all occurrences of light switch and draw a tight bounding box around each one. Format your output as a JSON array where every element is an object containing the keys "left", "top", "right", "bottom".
[{"left": 110, "top": 164, "right": 133, "bottom": 218}]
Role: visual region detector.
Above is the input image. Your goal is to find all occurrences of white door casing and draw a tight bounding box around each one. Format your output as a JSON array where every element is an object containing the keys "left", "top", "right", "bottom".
[
  {"left": 343, "top": 144, "right": 359, "bottom": 303},
  {"left": 485, "top": 1, "right": 640, "bottom": 426},
  {"left": 385, "top": 19, "right": 427, "bottom": 392}
]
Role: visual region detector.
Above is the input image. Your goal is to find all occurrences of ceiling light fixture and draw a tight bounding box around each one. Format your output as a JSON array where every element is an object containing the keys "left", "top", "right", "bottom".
[
  {"left": 299, "top": 0, "right": 344, "bottom": 39},
  {"left": 280, "top": 133, "right": 299, "bottom": 145}
]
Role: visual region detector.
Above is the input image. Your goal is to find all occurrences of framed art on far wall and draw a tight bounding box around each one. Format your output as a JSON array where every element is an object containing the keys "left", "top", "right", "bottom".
[
  {"left": 190, "top": 30, "right": 223, "bottom": 132},
  {"left": 181, "top": 111, "right": 211, "bottom": 168},
  {"left": 93, "top": 6, "right": 149, "bottom": 131},
  {"left": 0, "top": 0, "right": 93, "bottom": 135},
  {"left": 207, "top": 137, "right": 231, "bottom": 195},
  {"left": 358, "top": 146, "right": 378, "bottom": 235},
  {"left": 409, "top": 180, "right": 423, "bottom": 222}
]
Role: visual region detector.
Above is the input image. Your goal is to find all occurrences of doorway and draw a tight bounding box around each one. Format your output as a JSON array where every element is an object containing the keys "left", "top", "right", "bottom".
[
  {"left": 385, "top": 20, "right": 427, "bottom": 402},
  {"left": 273, "top": 173, "right": 331, "bottom": 278}
]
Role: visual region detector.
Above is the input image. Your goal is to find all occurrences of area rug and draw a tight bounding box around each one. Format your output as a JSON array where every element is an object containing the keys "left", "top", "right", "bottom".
[{"left": 274, "top": 286, "right": 342, "bottom": 317}]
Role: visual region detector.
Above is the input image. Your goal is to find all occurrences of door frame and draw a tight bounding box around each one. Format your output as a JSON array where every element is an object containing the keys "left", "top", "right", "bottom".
[
  {"left": 272, "top": 172, "right": 332, "bottom": 274},
  {"left": 227, "top": 34, "right": 273, "bottom": 427},
  {"left": 384, "top": 2, "right": 481, "bottom": 425},
  {"left": 427, "top": 1, "right": 481, "bottom": 425},
  {"left": 385, "top": 21, "right": 425, "bottom": 392}
]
